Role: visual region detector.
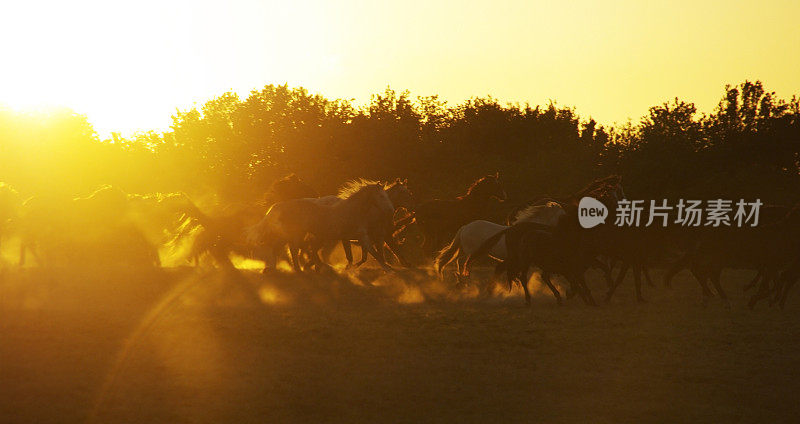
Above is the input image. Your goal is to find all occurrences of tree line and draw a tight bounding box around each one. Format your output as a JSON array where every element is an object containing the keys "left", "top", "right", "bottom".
[{"left": 1, "top": 80, "right": 798, "bottom": 205}]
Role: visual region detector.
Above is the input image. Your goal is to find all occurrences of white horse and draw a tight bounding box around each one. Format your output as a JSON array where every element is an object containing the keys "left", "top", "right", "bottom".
[
  {"left": 434, "top": 201, "right": 565, "bottom": 281},
  {"left": 301, "top": 179, "right": 414, "bottom": 270},
  {"left": 246, "top": 181, "right": 394, "bottom": 272}
]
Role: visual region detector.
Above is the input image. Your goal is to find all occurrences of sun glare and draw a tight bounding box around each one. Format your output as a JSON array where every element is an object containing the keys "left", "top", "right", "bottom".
[{"left": 2, "top": 1, "right": 797, "bottom": 136}]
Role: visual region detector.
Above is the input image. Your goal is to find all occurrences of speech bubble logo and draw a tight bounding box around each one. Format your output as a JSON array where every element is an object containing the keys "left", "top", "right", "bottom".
[{"left": 578, "top": 196, "right": 608, "bottom": 229}]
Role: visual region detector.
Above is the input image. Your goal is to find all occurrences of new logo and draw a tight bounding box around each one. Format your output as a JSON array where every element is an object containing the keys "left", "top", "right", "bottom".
[{"left": 578, "top": 196, "right": 608, "bottom": 228}]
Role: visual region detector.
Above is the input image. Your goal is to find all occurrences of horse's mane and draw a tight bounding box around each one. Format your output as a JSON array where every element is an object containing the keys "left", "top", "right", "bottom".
[
  {"left": 270, "top": 173, "right": 300, "bottom": 189},
  {"left": 459, "top": 175, "right": 497, "bottom": 199},
  {"left": 384, "top": 178, "right": 403, "bottom": 191},
  {"left": 569, "top": 175, "right": 622, "bottom": 203},
  {"left": 513, "top": 201, "right": 563, "bottom": 223},
  {"left": 337, "top": 179, "right": 382, "bottom": 199},
  {"left": 265, "top": 173, "right": 318, "bottom": 204}
]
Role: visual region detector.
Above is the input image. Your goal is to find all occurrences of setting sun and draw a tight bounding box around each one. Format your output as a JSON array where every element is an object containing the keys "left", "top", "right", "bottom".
[{"left": 2, "top": 0, "right": 798, "bottom": 135}]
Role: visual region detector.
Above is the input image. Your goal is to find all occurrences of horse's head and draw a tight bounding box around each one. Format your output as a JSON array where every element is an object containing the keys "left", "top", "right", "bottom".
[
  {"left": 340, "top": 181, "right": 394, "bottom": 215},
  {"left": 385, "top": 178, "right": 414, "bottom": 210},
  {"left": 467, "top": 172, "right": 507, "bottom": 202},
  {"left": 266, "top": 173, "right": 318, "bottom": 205}
]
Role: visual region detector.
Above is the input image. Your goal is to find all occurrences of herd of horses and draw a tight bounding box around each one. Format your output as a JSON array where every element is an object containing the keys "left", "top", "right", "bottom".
[{"left": 1, "top": 173, "right": 799, "bottom": 309}]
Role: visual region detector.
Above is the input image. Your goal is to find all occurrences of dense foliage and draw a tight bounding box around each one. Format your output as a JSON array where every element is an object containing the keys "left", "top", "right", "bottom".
[{"left": 1, "top": 81, "right": 798, "bottom": 204}]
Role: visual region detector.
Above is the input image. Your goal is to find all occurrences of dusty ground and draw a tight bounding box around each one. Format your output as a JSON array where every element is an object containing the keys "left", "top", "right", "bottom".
[{"left": 1, "top": 264, "right": 799, "bottom": 423}]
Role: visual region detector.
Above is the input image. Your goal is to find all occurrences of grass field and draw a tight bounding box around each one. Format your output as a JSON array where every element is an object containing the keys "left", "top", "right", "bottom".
[{"left": 2, "top": 264, "right": 799, "bottom": 423}]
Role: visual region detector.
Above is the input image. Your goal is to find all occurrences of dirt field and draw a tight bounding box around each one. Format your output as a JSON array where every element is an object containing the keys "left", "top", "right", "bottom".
[{"left": 2, "top": 264, "right": 799, "bottom": 423}]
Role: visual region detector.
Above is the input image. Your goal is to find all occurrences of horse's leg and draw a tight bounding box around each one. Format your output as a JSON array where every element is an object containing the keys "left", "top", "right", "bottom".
[
  {"left": 591, "top": 257, "right": 614, "bottom": 289},
  {"left": 341, "top": 240, "right": 354, "bottom": 268},
  {"left": 372, "top": 233, "right": 389, "bottom": 265},
  {"left": 452, "top": 256, "right": 462, "bottom": 282},
  {"left": 355, "top": 238, "right": 369, "bottom": 267},
  {"left": 289, "top": 245, "right": 303, "bottom": 272},
  {"left": 663, "top": 254, "right": 690, "bottom": 288},
  {"left": 601, "top": 258, "right": 616, "bottom": 289},
  {"left": 506, "top": 262, "right": 517, "bottom": 294},
  {"left": 306, "top": 241, "right": 328, "bottom": 272},
  {"left": 454, "top": 257, "right": 464, "bottom": 287},
  {"left": 605, "top": 262, "right": 629, "bottom": 303},
  {"left": 748, "top": 269, "right": 775, "bottom": 309},
  {"left": 633, "top": 264, "right": 646, "bottom": 303},
  {"left": 521, "top": 270, "right": 532, "bottom": 307},
  {"left": 690, "top": 265, "right": 714, "bottom": 307},
  {"left": 385, "top": 238, "right": 411, "bottom": 267},
  {"left": 643, "top": 267, "right": 654, "bottom": 287},
  {"left": 461, "top": 250, "right": 473, "bottom": 279},
  {"left": 744, "top": 268, "right": 763, "bottom": 291},
  {"left": 541, "top": 272, "right": 562, "bottom": 306},
  {"left": 574, "top": 272, "right": 597, "bottom": 306},
  {"left": 370, "top": 236, "right": 393, "bottom": 270},
  {"left": 709, "top": 267, "right": 730, "bottom": 308},
  {"left": 779, "top": 275, "right": 797, "bottom": 309}
]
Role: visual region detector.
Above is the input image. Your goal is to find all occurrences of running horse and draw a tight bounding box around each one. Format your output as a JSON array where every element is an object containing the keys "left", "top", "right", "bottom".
[
  {"left": 463, "top": 175, "right": 626, "bottom": 306},
  {"left": 412, "top": 173, "right": 507, "bottom": 256}
]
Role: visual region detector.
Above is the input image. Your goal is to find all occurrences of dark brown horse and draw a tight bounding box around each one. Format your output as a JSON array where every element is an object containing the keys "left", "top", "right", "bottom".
[
  {"left": 661, "top": 204, "right": 793, "bottom": 289},
  {"left": 412, "top": 173, "right": 507, "bottom": 256},
  {"left": 464, "top": 175, "right": 626, "bottom": 306},
  {"left": 180, "top": 173, "right": 318, "bottom": 268},
  {"left": 263, "top": 173, "right": 319, "bottom": 206},
  {"left": 684, "top": 205, "right": 800, "bottom": 308}
]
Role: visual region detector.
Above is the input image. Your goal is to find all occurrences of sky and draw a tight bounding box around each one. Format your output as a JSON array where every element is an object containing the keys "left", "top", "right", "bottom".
[{"left": 1, "top": 0, "right": 799, "bottom": 136}]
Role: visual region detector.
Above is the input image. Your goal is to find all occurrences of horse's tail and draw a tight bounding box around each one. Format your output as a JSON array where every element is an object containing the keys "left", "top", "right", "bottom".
[
  {"left": 434, "top": 226, "right": 463, "bottom": 278},
  {"left": 463, "top": 228, "right": 509, "bottom": 278}
]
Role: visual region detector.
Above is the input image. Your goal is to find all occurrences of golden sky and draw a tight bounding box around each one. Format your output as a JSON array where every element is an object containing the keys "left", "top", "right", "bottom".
[{"left": 2, "top": 0, "right": 798, "bottom": 135}]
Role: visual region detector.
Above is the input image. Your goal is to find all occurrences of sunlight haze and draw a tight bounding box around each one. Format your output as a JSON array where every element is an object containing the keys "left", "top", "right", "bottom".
[{"left": 2, "top": 0, "right": 798, "bottom": 135}]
